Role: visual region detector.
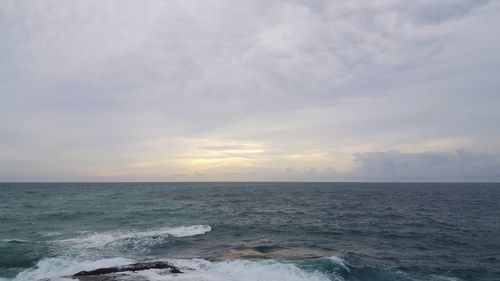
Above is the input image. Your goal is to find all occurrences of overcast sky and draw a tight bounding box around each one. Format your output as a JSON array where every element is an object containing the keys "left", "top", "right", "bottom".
[{"left": 1, "top": 0, "right": 499, "bottom": 182}]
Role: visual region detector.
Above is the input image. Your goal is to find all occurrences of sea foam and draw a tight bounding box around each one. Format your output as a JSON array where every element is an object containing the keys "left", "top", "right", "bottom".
[
  {"left": 5, "top": 256, "right": 461, "bottom": 281},
  {"left": 128, "top": 258, "right": 335, "bottom": 281},
  {"left": 56, "top": 225, "right": 211, "bottom": 250},
  {"left": 8, "top": 257, "right": 134, "bottom": 281},
  {"left": 7, "top": 257, "right": 340, "bottom": 281}
]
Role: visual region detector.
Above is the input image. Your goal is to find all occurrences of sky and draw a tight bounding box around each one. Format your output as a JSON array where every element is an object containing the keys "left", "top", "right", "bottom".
[{"left": 1, "top": 0, "right": 500, "bottom": 182}]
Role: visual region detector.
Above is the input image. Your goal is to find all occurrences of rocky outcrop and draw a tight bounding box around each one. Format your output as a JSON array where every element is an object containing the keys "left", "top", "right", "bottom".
[
  {"left": 39, "top": 261, "right": 182, "bottom": 281},
  {"left": 73, "top": 261, "right": 182, "bottom": 277}
]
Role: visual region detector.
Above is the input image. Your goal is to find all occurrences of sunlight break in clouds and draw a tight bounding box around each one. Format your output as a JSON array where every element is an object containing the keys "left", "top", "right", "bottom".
[{"left": 0, "top": 0, "right": 499, "bottom": 181}]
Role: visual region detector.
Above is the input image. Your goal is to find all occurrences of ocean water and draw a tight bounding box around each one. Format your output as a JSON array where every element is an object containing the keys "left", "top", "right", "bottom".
[{"left": 0, "top": 182, "right": 499, "bottom": 281}]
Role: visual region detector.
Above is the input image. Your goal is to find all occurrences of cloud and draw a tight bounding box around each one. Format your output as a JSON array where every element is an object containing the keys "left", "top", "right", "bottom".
[
  {"left": 200, "top": 144, "right": 261, "bottom": 152},
  {"left": 401, "top": 0, "right": 490, "bottom": 24},
  {"left": 0, "top": 0, "right": 499, "bottom": 181},
  {"left": 353, "top": 150, "right": 500, "bottom": 182},
  {"left": 168, "top": 166, "right": 338, "bottom": 182}
]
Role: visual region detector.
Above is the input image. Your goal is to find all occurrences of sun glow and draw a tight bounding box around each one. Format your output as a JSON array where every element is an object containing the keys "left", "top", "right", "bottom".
[{"left": 180, "top": 141, "right": 264, "bottom": 170}]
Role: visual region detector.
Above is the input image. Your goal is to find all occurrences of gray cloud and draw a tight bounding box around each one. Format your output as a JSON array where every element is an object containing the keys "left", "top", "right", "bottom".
[
  {"left": 402, "top": 0, "right": 490, "bottom": 24},
  {"left": 353, "top": 150, "right": 500, "bottom": 182},
  {"left": 0, "top": 0, "right": 499, "bottom": 181}
]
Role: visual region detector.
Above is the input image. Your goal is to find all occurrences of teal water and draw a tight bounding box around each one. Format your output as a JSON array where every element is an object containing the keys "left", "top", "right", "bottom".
[{"left": 0, "top": 182, "right": 499, "bottom": 281}]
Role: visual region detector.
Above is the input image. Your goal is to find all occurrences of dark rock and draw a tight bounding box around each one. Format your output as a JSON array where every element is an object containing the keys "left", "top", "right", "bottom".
[
  {"left": 73, "top": 261, "right": 182, "bottom": 277},
  {"left": 71, "top": 275, "right": 148, "bottom": 281}
]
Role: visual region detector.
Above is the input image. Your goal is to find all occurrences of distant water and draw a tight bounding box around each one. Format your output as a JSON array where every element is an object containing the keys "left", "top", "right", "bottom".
[{"left": 0, "top": 182, "right": 499, "bottom": 281}]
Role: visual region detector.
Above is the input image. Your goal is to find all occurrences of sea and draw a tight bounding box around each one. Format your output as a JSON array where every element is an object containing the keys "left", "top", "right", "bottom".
[{"left": 0, "top": 182, "right": 499, "bottom": 281}]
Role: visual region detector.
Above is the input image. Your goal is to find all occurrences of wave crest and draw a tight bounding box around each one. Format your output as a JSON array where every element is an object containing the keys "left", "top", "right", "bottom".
[{"left": 57, "top": 225, "right": 211, "bottom": 250}]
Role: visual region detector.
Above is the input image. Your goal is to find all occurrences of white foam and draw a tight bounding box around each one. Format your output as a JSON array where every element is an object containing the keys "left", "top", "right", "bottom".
[
  {"left": 39, "top": 232, "right": 62, "bottom": 237},
  {"left": 6, "top": 257, "right": 339, "bottom": 281},
  {"left": 9, "top": 257, "right": 134, "bottom": 281},
  {"left": 0, "top": 239, "right": 32, "bottom": 243},
  {"left": 133, "top": 259, "right": 338, "bottom": 281},
  {"left": 162, "top": 225, "right": 212, "bottom": 237},
  {"left": 57, "top": 225, "right": 211, "bottom": 249}
]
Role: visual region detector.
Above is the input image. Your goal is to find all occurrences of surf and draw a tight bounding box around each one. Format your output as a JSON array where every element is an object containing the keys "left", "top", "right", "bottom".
[{"left": 55, "top": 225, "right": 212, "bottom": 250}]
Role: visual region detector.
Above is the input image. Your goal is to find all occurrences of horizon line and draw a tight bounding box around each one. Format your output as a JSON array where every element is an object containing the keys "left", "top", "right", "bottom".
[{"left": 1, "top": 181, "right": 499, "bottom": 184}]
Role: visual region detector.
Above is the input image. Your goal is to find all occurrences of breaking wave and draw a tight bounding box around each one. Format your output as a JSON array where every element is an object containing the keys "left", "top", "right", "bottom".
[
  {"left": 6, "top": 256, "right": 347, "bottom": 281},
  {"left": 56, "top": 225, "right": 211, "bottom": 250},
  {"left": 141, "top": 258, "right": 336, "bottom": 281},
  {"left": 7, "top": 257, "right": 135, "bottom": 281},
  {"left": 4, "top": 255, "right": 463, "bottom": 281}
]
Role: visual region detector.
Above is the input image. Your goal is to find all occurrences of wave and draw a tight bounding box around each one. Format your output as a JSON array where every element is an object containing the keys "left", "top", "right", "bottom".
[
  {"left": 159, "top": 225, "right": 212, "bottom": 237},
  {"left": 0, "top": 239, "right": 32, "bottom": 244},
  {"left": 141, "top": 258, "right": 337, "bottom": 281},
  {"left": 38, "top": 232, "right": 62, "bottom": 237},
  {"left": 7, "top": 257, "right": 135, "bottom": 281},
  {"left": 5, "top": 257, "right": 338, "bottom": 281},
  {"left": 56, "top": 225, "right": 211, "bottom": 250},
  {"left": 4, "top": 255, "right": 464, "bottom": 281}
]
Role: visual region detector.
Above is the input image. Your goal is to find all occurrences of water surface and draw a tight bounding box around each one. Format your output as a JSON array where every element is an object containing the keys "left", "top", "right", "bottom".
[{"left": 0, "top": 182, "right": 499, "bottom": 281}]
